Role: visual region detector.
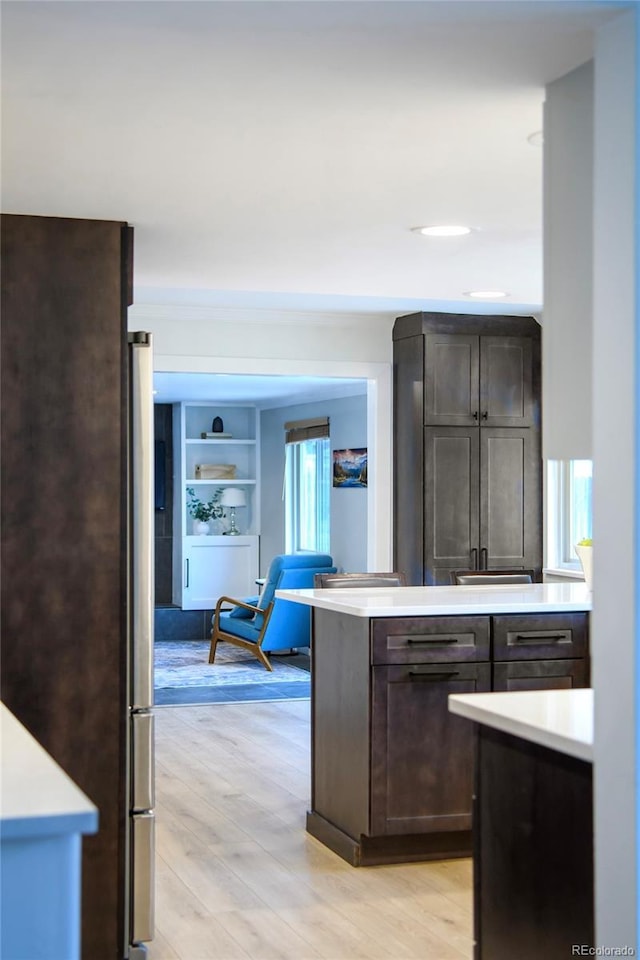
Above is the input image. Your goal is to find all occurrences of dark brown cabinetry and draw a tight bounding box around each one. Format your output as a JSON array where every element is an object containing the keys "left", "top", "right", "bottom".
[
  {"left": 493, "top": 659, "right": 588, "bottom": 690},
  {"left": 492, "top": 613, "right": 589, "bottom": 691},
  {"left": 394, "top": 313, "right": 542, "bottom": 585},
  {"left": 424, "top": 426, "right": 541, "bottom": 582},
  {"left": 424, "top": 333, "right": 534, "bottom": 427},
  {"left": 474, "top": 726, "right": 593, "bottom": 959},
  {"left": 1, "top": 215, "right": 134, "bottom": 957},
  {"left": 307, "top": 607, "right": 589, "bottom": 866},
  {"left": 371, "top": 662, "right": 490, "bottom": 838},
  {"left": 370, "top": 616, "right": 491, "bottom": 840}
]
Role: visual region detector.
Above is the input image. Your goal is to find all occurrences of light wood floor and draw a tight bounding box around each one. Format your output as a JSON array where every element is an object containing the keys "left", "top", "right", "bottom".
[{"left": 148, "top": 699, "right": 473, "bottom": 960}]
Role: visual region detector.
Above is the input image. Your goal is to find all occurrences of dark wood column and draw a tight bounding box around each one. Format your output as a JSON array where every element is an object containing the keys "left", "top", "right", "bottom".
[{"left": 1, "top": 213, "right": 131, "bottom": 959}]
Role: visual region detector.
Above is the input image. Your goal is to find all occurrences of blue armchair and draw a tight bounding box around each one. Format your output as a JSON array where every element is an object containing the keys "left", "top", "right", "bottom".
[{"left": 209, "top": 553, "right": 336, "bottom": 670}]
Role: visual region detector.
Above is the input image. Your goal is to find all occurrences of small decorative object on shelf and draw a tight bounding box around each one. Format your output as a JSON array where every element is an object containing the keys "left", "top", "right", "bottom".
[
  {"left": 195, "top": 463, "right": 237, "bottom": 479},
  {"left": 187, "top": 487, "right": 224, "bottom": 535},
  {"left": 221, "top": 487, "right": 246, "bottom": 536},
  {"left": 212, "top": 416, "right": 224, "bottom": 433},
  {"left": 575, "top": 538, "right": 593, "bottom": 590}
]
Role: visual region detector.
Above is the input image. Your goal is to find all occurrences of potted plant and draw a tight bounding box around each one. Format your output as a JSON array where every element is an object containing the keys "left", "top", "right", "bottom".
[
  {"left": 187, "top": 487, "right": 224, "bottom": 535},
  {"left": 575, "top": 538, "right": 593, "bottom": 590}
]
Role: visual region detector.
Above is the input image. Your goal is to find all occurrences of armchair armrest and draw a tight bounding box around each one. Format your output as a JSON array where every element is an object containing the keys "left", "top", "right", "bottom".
[
  {"left": 213, "top": 595, "right": 261, "bottom": 623},
  {"left": 212, "top": 597, "right": 276, "bottom": 641},
  {"left": 228, "top": 595, "right": 260, "bottom": 618}
]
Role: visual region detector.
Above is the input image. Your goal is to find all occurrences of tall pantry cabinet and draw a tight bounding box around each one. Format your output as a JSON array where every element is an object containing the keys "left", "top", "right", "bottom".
[{"left": 393, "top": 312, "right": 542, "bottom": 585}]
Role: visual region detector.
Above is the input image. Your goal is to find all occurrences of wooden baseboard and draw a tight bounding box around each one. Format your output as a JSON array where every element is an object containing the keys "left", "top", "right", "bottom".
[{"left": 306, "top": 811, "right": 472, "bottom": 866}]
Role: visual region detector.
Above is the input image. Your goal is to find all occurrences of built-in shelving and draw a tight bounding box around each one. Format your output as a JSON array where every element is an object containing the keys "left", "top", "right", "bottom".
[{"left": 172, "top": 402, "right": 260, "bottom": 609}]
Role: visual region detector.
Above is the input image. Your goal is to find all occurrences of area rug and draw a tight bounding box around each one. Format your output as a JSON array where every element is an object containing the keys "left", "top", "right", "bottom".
[{"left": 154, "top": 641, "right": 311, "bottom": 706}]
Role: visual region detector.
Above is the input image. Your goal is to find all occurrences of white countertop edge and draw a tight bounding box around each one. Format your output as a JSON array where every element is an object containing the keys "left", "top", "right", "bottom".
[
  {"left": 1, "top": 703, "right": 99, "bottom": 838},
  {"left": 448, "top": 689, "right": 594, "bottom": 762},
  {"left": 276, "top": 582, "right": 592, "bottom": 617}
]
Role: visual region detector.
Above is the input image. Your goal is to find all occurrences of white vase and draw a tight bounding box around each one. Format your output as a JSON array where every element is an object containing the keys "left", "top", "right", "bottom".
[
  {"left": 193, "top": 520, "right": 210, "bottom": 536},
  {"left": 575, "top": 544, "right": 593, "bottom": 590}
]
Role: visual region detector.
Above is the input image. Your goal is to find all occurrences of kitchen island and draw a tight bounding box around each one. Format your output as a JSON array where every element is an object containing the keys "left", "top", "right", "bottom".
[
  {"left": 449, "top": 688, "right": 594, "bottom": 959},
  {"left": 0, "top": 702, "right": 99, "bottom": 959},
  {"left": 275, "top": 582, "right": 591, "bottom": 865}
]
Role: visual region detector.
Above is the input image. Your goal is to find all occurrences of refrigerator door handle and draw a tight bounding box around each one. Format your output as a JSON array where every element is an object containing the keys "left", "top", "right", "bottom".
[
  {"left": 130, "top": 332, "right": 154, "bottom": 710},
  {"left": 132, "top": 711, "right": 155, "bottom": 812},
  {"left": 131, "top": 812, "right": 155, "bottom": 944}
]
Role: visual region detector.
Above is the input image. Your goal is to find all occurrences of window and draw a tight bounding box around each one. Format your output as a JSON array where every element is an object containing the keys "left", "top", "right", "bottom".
[
  {"left": 546, "top": 460, "right": 593, "bottom": 570},
  {"left": 284, "top": 418, "right": 330, "bottom": 554}
]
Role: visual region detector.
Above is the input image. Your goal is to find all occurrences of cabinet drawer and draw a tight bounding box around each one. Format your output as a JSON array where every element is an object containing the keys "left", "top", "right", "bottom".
[
  {"left": 493, "top": 658, "right": 589, "bottom": 691},
  {"left": 371, "top": 616, "right": 490, "bottom": 664},
  {"left": 492, "top": 614, "right": 589, "bottom": 662}
]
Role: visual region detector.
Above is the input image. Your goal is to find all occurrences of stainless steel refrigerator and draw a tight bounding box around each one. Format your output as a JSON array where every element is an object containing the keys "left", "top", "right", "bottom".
[
  {"left": 1, "top": 214, "right": 155, "bottom": 958},
  {"left": 128, "top": 330, "right": 156, "bottom": 957}
]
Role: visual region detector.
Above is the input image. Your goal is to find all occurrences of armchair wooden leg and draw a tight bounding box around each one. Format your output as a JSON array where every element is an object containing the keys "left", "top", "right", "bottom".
[
  {"left": 254, "top": 644, "right": 273, "bottom": 672},
  {"left": 209, "top": 631, "right": 219, "bottom": 664}
]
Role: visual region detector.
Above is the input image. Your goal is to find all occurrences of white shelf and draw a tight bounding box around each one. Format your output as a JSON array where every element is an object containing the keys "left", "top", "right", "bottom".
[
  {"left": 184, "top": 534, "right": 256, "bottom": 542},
  {"left": 186, "top": 479, "right": 256, "bottom": 485},
  {"left": 185, "top": 438, "right": 256, "bottom": 445}
]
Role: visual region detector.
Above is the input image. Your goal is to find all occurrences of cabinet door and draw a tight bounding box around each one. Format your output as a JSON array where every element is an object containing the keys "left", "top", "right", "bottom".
[
  {"left": 480, "top": 427, "right": 542, "bottom": 573},
  {"left": 424, "top": 334, "right": 480, "bottom": 425},
  {"left": 182, "top": 536, "right": 258, "bottom": 610},
  {"left": 493, "top": 659, "right": 589, "bottom": 691},
  {"left": 479, "top": 337, "right": 534, "bottom": 426},
  {"left": 370, "top": 662, "right": 491, "bottom": 836},
  {"left": 424, "top": 427, "right": 479, "bottom": 584}
]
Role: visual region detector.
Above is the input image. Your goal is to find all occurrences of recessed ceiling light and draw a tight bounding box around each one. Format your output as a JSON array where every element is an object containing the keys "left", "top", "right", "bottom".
[
  {"left": 412, "top": 225, "right": 472, "bottom": 237},
  {"left": 527, "top": 130, "right": 544, "bottom": 147},
  {"left": 465, "top": 290, "right": 509, "bottom": 299}
]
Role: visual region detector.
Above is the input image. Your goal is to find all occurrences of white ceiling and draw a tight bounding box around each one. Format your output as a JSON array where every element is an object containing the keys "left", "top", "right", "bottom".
[{"left": 1, "top": 1, "right": 622, "bottom": 401}]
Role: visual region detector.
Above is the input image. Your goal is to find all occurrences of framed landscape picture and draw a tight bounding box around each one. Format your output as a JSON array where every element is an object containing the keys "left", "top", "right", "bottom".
[{"left": 333, "top": 448, "right": 367, "bottom": 488}]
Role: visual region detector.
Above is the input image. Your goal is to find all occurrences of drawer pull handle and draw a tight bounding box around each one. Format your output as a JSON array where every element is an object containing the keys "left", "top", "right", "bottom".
[
  {"left": 407, "top": 637, "right": 458, "bottom": 644},
  {"left": 408, "top": 671, "right": 460, "bottom": 680},
  {"left": 514, "top": 633, "right": 567, "bottom": 642}
]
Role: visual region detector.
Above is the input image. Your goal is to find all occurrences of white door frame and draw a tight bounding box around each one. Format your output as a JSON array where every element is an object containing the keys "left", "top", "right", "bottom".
[{"left": 154, "top": 352, "right": 393, "bottom": 572}]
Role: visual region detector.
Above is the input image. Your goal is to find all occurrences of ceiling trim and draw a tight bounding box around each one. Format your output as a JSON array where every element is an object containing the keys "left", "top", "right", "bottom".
[
  {"left": 153, "top": 354, "right": 387, "bottom": 380},
  {"left": 129, "top": 303, "right": 395, "bottom": 327}
]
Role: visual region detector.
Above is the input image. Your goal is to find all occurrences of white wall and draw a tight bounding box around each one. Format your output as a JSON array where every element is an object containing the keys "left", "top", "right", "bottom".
[
  {"left": 592, "top": 10, "right": 638, "bottom": 949},
  {"left": 260, "top": 393, "right": 368, "bottom": 573},
  {"left": 130, "top": 303, "right": 395, "bottom": 570},
  {"left": 544, "top": 11, "right": 638, "bottom": 944},
  {"left": 130, "top": 304, "right": 393, "bottom": 363},
  {"left": 543, "top": 60, "right": 594, "bottom": 460}
]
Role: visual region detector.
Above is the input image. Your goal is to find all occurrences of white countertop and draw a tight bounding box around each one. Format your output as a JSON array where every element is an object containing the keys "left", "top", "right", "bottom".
[
  {"left": 275, "top": 582, "right": 592, "bottom": 618},
  {"left": 448, "top": 688, "right": 594, "bottom": 762},
  {"left": 0, "top": 702, "right": 99, "bottom": 839}
]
